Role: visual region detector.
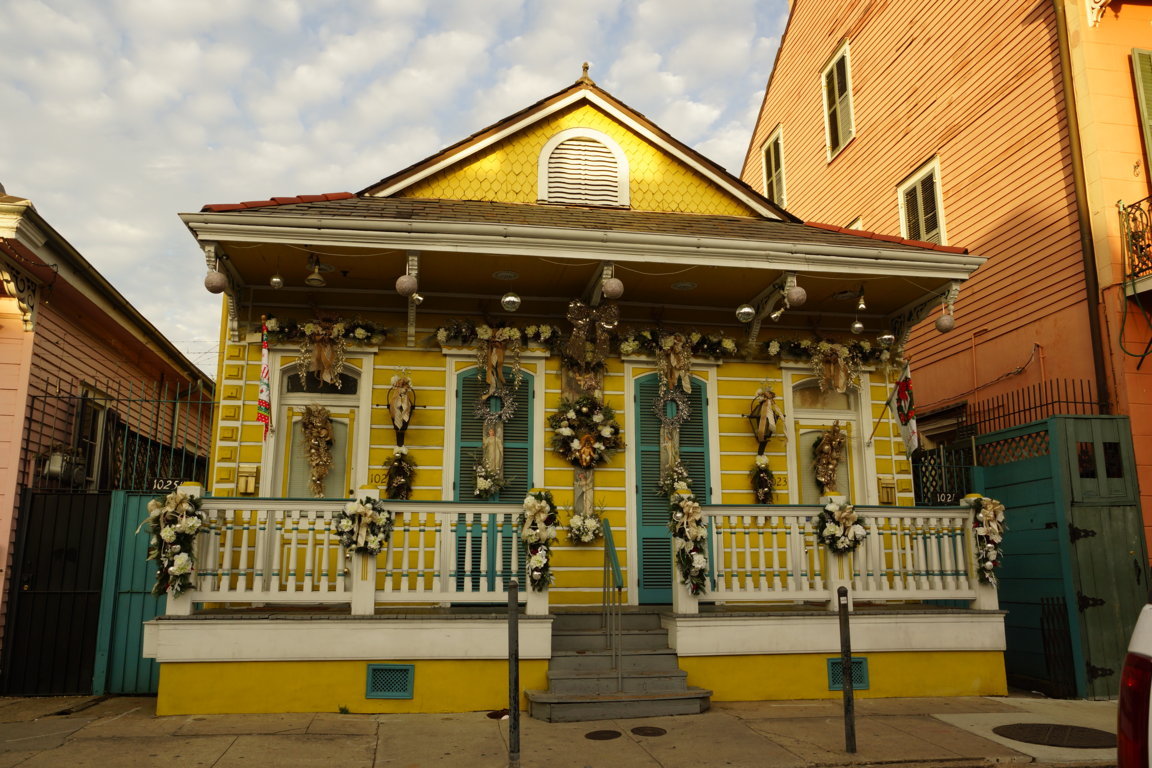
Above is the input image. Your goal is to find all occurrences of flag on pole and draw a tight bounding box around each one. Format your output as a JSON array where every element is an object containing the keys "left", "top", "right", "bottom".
[
  {"left": 889, "top": 363, "right": 919, "bottom": 457},
  {"left": 257, "top": 316, "right": 272, "bottom": 440}
]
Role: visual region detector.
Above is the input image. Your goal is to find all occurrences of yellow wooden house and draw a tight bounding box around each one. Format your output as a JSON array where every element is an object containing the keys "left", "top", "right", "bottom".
[{"left": 145, "top": 70, "right": 1002, "bottom": 719}]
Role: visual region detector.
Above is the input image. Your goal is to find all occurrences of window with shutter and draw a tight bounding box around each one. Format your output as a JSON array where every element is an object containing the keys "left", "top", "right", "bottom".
[
  {"left": 634, "top": 373, "right": 710, "bottom": 604},
  {"left": 822, "top": 42, "right": 855, "bottom": 159},
  {"left": 539, "top": 128, "right": 629, "bottom": 207},
  {"left": 763, "top": 127, "right": 786, "bottom": 206},
  {"left": 1132, "top": 49, "right": 1152, "bottom": 176},
  {"left": 898, "top": 159, "right": 945, "bottom": 245}
]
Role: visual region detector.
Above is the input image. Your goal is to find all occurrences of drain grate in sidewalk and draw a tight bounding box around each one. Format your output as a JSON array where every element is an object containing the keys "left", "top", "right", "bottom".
[{"left": 992, "top": 723, "right": 1115, "bottom": 748}]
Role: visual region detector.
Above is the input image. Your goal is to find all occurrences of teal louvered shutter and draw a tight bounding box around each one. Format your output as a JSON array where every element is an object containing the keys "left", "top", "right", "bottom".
[
  {"left": 636, "top": 374, "right": 670, "bottom": 603},
  {"left": 454, "top": 367, "right": 530, "bottom": 593},
  {"left": 679, "top": 380, "right": 710, "bottom": 499},
  {"left": 1133, "top": 49, "right": 1152, "bottom": 181}
]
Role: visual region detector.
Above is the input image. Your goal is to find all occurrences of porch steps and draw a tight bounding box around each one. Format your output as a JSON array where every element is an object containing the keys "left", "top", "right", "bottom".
[{"left": 526, "top": 611, "right": 711, "bottom": 722}]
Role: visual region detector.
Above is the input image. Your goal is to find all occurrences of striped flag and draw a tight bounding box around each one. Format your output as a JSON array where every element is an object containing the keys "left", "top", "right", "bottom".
[
  {"left": 889, "top": 363, "right": 919, "bottom": 457},
  {"left": 257, "top": 317, "right": 272, "bottom": 440}
]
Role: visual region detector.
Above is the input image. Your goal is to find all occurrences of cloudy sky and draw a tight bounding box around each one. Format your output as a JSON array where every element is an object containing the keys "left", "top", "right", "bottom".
[{"left": 0, "top": 0, "right": 789, "bottom": 376}]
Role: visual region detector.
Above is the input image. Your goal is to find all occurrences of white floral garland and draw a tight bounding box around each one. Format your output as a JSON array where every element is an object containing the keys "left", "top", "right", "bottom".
[
  {"left": 817, "top": 500, "right": 868, "bottom": 554},
  {"left": 668, "top": 490, "right": 708, "bottom": 595},
  {"left": 473, "top": 457, "right": 507, "bottom": 499},
  {"left": 966, "top": 495, "right": 1006, "bottom": 584},
  {"left": 335, "top": 497, "right": 395, "bottom": 556},
  {"left": 567, "top": 504, "right": 604, "bottom": 544},
  {"left": 520, "top": 490, "right": 559, "bottom": 590},
  {"left": 143, "top": 490, "right": 205, "bottom": 597}
]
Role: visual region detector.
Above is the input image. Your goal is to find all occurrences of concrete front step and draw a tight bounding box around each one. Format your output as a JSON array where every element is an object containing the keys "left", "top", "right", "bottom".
[
  {"left": 550, "top": 611, "right": 664, "bottom": 632},
  {"left": 525, "top": 687, "right": 713, "bottom": 722},
  {"left": 549, "top": 649, "right": 682, "bottom": 673},
  {"left": 551, "top": 628, "right": 671, "bottom": 652},
  {"left": 546, "top": 667, "right": 689, "bottom": 695}
]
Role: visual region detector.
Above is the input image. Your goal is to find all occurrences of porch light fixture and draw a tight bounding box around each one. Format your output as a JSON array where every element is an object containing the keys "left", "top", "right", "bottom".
[
  {"left": 602, "top": 276, "right": 624, "bottom": 300},
  {"left": 856, "top": 289, "right": 866, "bottom": 311},
  {"left": 305, "top": 255, "right": 326, "bottom": 288},
  {"left": 410, "top": 292, "right": 424, "bottom": 305},
  {"left": 501, "top": 292, "right": 521, "bottom": 312},
  {"left": 770, "top": 307, "right": 785, "bottom": 322}
]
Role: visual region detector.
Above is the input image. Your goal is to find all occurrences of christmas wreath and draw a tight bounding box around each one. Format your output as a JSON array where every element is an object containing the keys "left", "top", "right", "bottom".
[{"left": 547, "top": 395, "right": 623, "bottom": 468}]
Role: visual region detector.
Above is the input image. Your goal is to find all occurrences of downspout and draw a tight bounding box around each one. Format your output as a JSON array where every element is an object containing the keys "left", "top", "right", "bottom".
[{"left": 1053, "top": 0, "right": 1112, "bottom": 413}]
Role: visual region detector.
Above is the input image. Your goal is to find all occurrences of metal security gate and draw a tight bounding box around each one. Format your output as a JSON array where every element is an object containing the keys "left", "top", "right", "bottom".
[
  {"left": 979, "top": 415, "right": 1147, "bottom": 699},
  {"left": 1, "top": 491, "right": 112, "bottom": 695}
]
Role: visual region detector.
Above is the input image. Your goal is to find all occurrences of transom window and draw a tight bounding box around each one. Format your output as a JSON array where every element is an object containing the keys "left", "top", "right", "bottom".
[{"left": 822, "top": 41, "right": 855, "bottom": 159}]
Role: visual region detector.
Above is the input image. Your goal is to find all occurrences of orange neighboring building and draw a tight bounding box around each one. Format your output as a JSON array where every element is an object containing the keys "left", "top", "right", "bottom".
[
  {"left": 0, "top": 191, "right": 213, "bottom": 695},
  {"left": 741, "top": 0, "right": 1152, "bottom": 544}
]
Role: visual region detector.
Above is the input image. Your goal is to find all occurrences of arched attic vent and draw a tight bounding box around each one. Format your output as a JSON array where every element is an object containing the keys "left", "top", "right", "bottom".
[{"left": 537, "top": 128, "right": 629, "bottom": 207}]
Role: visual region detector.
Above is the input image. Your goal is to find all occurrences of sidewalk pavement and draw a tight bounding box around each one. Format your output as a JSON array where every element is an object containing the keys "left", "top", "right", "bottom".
[{"left": 0, "top": 693, "right": 1118, "bottom": 768}]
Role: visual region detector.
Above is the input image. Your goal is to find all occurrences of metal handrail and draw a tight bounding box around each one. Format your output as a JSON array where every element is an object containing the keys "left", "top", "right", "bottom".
[{"left": 601, "top": 521, "right": 624, "bottom": 691}]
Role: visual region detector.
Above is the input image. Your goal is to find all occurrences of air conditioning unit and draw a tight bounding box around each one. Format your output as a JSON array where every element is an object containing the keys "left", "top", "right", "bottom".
[{"left": 43, "top": 451, "right": 87, "bottom": 488}]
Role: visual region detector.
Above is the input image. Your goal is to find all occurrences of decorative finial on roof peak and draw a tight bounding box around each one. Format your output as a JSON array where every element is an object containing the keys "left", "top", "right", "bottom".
[{"left": 578, "top": 61, "right": 594, "bottom": 85}]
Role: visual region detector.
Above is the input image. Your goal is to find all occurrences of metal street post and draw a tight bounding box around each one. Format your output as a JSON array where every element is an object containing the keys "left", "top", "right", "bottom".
[
  {"left": 837, "top": 585, "right": 856, "bottom": 753},
  {"left": 508, "top": 578, "right": 520, "bottom": 768}
]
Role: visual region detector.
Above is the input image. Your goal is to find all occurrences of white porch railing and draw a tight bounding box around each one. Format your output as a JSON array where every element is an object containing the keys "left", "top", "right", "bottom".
[
  {"left": 168, "top": 491, "right": 538, "bottom": 615},
  {"left": 695, "top": 504, "right": 995, "bottom": 610}
]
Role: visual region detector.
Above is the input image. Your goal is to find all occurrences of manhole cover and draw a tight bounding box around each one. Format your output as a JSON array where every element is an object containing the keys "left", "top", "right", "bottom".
[
  {"left": 631, "top": 726, "right": 667, "bottom": 737},
  {"left": 585, "top": 730, "right": 622, "bottom": 740},
  {"left": 992, "top": 723, "right": 1115, "bottom": 748}
]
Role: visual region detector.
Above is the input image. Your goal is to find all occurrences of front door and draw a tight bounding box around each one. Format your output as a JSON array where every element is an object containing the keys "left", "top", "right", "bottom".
[
  {"left": 635, "top": 373, "right": 709, "bottom": 604},
  {"left": 280, "top": 406, "right": 356, "bottom": 498}
]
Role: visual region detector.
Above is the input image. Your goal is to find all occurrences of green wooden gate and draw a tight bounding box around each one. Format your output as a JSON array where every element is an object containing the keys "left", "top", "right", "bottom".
[
  {"left": 979, "top": 416, "right": 1147, "bottom": 699},
  {"left": 635, "top": 373, "right": 709, "bottom": 604},
  {"left": 93, "top": 491, "right": 164, "bottom": 694}
]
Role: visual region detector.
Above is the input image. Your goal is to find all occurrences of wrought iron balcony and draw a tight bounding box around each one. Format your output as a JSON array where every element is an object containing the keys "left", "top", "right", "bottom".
[{"left": 1120, "top": 195, "right": 1152, "bottom": 282}]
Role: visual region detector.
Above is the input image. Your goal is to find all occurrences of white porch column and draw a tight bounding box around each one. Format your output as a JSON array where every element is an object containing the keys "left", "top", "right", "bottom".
[
  {"left": 825, "top": 552, "right": 854, "bottom": 612},
  {"left": 350, "top": 486, "right": 378, "bottom": 616},
  {"left": 165, "top": 482, "right": 202, "bottom": 616},
  {"left": 972, "top": 580, "right": 999, "bottom": 610},
  {"left": 671, "top": 540, "right": 700, "bottom": 614},
  {"left": 525, "top": 584, "right": 548, "bottom": 616}
]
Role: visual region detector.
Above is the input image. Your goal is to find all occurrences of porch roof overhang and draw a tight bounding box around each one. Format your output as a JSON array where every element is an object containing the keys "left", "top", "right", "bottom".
[{"left": 179, "top": 197, "right": 984, "bottom": 340}]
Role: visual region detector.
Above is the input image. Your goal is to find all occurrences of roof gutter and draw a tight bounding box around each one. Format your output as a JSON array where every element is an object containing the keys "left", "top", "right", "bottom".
[
  {"left": 180, "top": 213, "right": 985, "bottom": 278},
  {"left": 1053, "top": 0, "right": 1111, "bottom": 413}
]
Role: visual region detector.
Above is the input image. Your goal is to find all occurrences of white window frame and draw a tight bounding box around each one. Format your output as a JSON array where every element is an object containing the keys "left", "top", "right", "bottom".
[
  {"left": 761, "top": 124, "right": 786, "bottom": 207},
  {"left": 897, "top": 157, "right": 947, "bottom": 245},
  {"left": 537, "top": 127, "right": 630, "bottom": 206},
  {"left": 821, "top": 40, "right": 855, "bottom": 161}
]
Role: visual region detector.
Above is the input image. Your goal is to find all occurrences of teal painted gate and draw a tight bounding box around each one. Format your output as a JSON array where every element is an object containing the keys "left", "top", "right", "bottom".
[
  {"left": 979, "top": 416, "right": 1147, "bottom": 699},
  {"left": 635, "top": 373, "right": 709, "bottom": 604},
  {"left": 93, "top": 491, "right": 164, "bottom": 694}
]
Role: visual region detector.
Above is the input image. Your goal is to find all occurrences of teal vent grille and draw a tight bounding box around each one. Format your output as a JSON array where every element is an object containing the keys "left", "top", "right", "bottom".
[
  {"left": 826, "top": 658, "right": 869, "bottom": 691},
  {"left": 366, "top": 664, "right": 414, "bottom": 699}
]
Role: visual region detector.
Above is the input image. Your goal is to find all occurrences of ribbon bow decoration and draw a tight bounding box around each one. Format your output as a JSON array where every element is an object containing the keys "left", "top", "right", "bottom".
[
  {"left": 482, "top": 339, "right": 506, "bottom": 399},
  {"left": 520, "top": 494, "right": 555, "bottom": 543},
  {"left": 387, "top": 374, "right": 416, "bottom": 446},
  {"left": 831, "top": 502, "right": 858, "bottom": 528},
  {"left": 350, "top": 502, "right": 380, "bottom": 551},
  {"left": 566, "top": 300, "right": 618, "bottom": 370},
  {"left": 657, "top": 333, "right": 693, "bottom": 394},
  {"left": 672, "top": 492, "right": 706, "bottom": 542},
  {"left": 748, "top": 387, "right": 784, "bottom": 454}
]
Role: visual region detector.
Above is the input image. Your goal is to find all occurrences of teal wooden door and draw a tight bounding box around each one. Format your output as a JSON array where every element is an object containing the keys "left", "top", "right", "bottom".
[
  {"left": 94, "top": 491, "right": 164, "bottom": 694},
  {"left": 635, "top": 374, "right": 709, "bottom": 604},
  {"left": 453, "top": 368, "right": 531, "bottom": 591}
]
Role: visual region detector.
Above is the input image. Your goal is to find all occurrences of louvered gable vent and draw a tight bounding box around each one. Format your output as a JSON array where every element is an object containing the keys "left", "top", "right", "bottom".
[{"left": 546, "top": 137, "right": 623, "bottom": 206}]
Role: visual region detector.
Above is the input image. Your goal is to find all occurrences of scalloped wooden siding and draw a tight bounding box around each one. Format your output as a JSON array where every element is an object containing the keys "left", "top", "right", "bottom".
[{"left": 545, "top": 137, "right": 621, "bottom": 205}]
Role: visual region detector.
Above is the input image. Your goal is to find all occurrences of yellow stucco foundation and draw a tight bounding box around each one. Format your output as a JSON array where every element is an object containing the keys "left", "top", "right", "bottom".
[
  {"left": 678, "top": 651, "right": 1007, "bottom": 701},
  {"left": 157, "top": 659, "right": 549, "bottom": 715}
]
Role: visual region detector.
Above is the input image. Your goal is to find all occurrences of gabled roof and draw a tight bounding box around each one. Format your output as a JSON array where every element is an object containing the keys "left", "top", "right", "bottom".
[{"left": 356, "top": 74, "right": 796, "bottom": 222}]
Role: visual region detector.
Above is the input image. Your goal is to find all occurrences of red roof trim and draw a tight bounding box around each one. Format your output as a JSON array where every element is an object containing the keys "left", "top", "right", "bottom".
[
  {"left": 201, "top": 192, "right": 355, "bottom": 213},
  {"left": 804, "top": 221, "right": 968, "bottom": 254}
]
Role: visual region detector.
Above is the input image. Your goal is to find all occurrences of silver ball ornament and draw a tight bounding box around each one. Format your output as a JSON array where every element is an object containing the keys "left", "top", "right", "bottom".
[{"left": 736, "top": 304, "right": 756, "bottom": 323}]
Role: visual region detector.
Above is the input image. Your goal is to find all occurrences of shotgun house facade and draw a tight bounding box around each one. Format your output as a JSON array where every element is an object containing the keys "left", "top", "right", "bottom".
[
  {"left": 147, "top": 72, "right": 1003, "bottom": 717},
  {"left": 739, "top": 0, "right": 1152, "bottom": 699},
  {"left": 0, "top": 191, "right": 213, "bottom": 696}
]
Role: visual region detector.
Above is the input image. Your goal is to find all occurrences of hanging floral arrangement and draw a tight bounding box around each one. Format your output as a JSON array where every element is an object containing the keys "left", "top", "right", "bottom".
[
  {"left": 668, "top": 490, "right": 708, "bottom": 595},
  {"left": 380, "top": 446, "right": 416, "bottom": 500},
  {"left": 658, "top": 459, "right": 692, "bottom": 499},
  {"left": 473, "top": 455, "right": 507, "bottom": 500},
  {"left": 520, "top": 489, "right": 559, "bottom": 591},
  {"left": 813, "top": 421, "right": 847, "bottom": 495},
  {"left": 618, "top": 329, "right": 740, "bottom": 360},
  {"left": 264, "top": 316, "right": 386, "bottom": 389},
  {"left": 567, "top": 502, "right": 604, "bottom": 545},
  {"left": 564, "top": 300, "right": 618, "bottom": 372},
  {"left": 142, "top": 490, "right": 205, "bottom": 597},
  {"left": 301, "top": 404, "right": 334, "bottom": 497},
  {"left": 816, "top": 500, "right": 868, "bottom": 554},
  {"left": 762, "top": 337, "right": 889, "bottom": 394},
  {"left": 334, "top": 497, "right": 395, "bottom": 556},
  {"left": 547, "top": 395, "right": 624, "bottom": 468},
  {"left": 434, "top": 322, "right": 558, "bottom": 396},
  {"left": 966, "top": 495, "right": 1007, "bottom": 584},
  {"left": 751, "top": 454, "right": 775, "bottom": 504}
]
